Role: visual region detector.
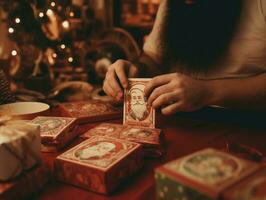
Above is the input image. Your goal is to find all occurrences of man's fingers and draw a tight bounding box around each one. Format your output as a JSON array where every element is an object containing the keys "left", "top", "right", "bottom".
[
  {"left": 105, "top": 70, "right": 123, "bottom": 99},
  {"left": 144, "top": 74, "right": 172, "bottom": 97},
  {"left": 152, "top": 91, "right": 180, "bottom": 109},
  {"left": 147, "top": 83, "right": 174, "bottom": 106},
  {"left": 161, "top": 102, "right": 182, "bottom": 115},
  {"left": 114, "top": 61, "right": 128, "bottom": 89},
  {"left": 128, "top": 64, "right": 139, "bottom": 78},
  {"left": 103, "top": 80, "right": 116, "bottom": 99}
]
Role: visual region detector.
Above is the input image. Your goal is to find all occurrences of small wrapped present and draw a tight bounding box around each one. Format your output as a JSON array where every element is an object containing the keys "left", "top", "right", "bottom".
[
  {"left": 58, "top": 100, "right": 122, "bottom": 124},
  {"left": 82, "top": 123, "right": 163, "bottom": 157},
  {"left": 0, "top": 116, "right": 41, "bottom": 181},
  {"left": 223, "top": 168, "right": 266, "bottom": 200},
  {"left": 0, "top": 164, "right": 51, "bottom": 200},
  {"left": 155, "top": 148, "right": 260, "bottom": 200},
  {"left": 55, "top": 136, "right": 142, "bottom": 194},
  {"left": 31, "top": 116, "right": 78, "bottom": 152}
]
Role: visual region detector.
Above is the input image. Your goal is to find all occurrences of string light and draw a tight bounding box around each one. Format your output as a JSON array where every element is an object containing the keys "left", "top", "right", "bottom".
[
  {"left": 11, "top": 50, "right": 17, "bottom": 56},
  {"left": 15, "top": 18, "right": 21, "bottom": 24},
  {"left": 8, "top": 27, "right": 14, "bottom": 34},
  {"left": 51, "top": 2, "right": 56, "bottom": 7},
  {"left": 68, "top": 57, "right": 73, "bottom": 63},
  {"left": 62, "top": 20, "right": 70, "bottom": 29},
  {"left": 52, "top": 53, "right": 57, "bottom": 58},
  {"left": 39, "top": 12, "right": 44, "bottom": 18},
  {"left": 69, "top": 12, "right": 74, "bottom": 17},
  {"left": 46, "top": 9, "right": 53, "bottom": 16},
  {"left": 60, "top": 44, "right": 66, "bottom": 49}
]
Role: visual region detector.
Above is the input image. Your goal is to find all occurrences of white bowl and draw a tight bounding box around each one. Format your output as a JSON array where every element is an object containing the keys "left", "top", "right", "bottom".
[{"left": 0, "top": 102, "right": 50, "bottom": 119}]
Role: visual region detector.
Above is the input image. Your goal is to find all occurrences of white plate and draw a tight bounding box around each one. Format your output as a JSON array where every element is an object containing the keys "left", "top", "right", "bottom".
[{"left": 0, "top": 102, "right": 50, "bottom": 119}]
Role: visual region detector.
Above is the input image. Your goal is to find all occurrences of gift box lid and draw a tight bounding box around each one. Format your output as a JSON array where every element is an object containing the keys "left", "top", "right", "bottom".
[
  {"left": 82, "top": 123, "right": 162, "bottom": 146},
  {"left": 155, "top": 148, "right": 260, "bottom": 199},
  {"left": 58, "top": 100, "right": 122, "bottom": 123},
  {"left": 223, "top": 168, "right": 266, "bottom": 200},
  {"left": 56, "top": 136, "right": 142, "bottom": 171},
  {"left": 31, "top": 116, "right": 77, "bottom": 141},
  {"left": 123, "top": 78, "right": 155, "bottom": 128}
]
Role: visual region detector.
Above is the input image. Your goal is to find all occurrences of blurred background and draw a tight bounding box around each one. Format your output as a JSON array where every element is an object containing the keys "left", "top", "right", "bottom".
[{"left": 0, "top": 0, "right": 160, "bottom": 103}]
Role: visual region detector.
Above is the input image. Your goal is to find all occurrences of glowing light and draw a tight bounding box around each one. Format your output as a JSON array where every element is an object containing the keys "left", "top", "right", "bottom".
[
  {"left": 39, "top": 12, "right": 44, "bottom": 18},
  {"left": 11, "top": 50, "right": 17, "bottom": 56},
  {"left": 62, "top": 20, "right": 70, "bottom": 29},
  {"left": 52, "top": 53, "right": 57, "bottom": 58},
  {"left": 51, "top": 2, "right": 56, "bottom": 7},
  {"left": 60, "top": 44, "right": 66, "bottom": 49},
  {"left": 46, "top": 9, "right": 53, "bottom": 16},
  {"left": 68, "top": 57, "right": 73, "bottom": 63},
  {"left": 69, "top": 12, "right": 74, "bottom": 17},
  {"left": 8, "top": 27, "right": 14, "bottom": 33},
  {"left": 15, "top": 18, "right": 20, "bottom": 24}
]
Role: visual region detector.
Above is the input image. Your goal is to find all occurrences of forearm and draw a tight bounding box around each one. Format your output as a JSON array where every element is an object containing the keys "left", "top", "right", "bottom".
[{"left": 207, "top": 73, "right": 266, "bottom": 111}]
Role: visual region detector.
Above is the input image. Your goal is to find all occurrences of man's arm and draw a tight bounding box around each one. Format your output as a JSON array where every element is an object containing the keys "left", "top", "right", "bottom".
[
  {"left": 144, "top": 72, "right": 266, "bottom": 115},
  {"left": 208, "top": 73, "right": 266, "bottom": 111}
]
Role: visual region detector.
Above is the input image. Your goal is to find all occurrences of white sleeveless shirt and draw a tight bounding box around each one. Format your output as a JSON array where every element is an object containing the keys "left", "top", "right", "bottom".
[{"left": 143, "top": 0, "right": 266, "bottom": 79}]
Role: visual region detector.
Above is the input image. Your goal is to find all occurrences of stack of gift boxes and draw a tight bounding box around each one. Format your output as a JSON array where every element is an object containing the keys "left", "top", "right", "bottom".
[{"left": 1, "top": 78, "right": 266, "bottom": 199}]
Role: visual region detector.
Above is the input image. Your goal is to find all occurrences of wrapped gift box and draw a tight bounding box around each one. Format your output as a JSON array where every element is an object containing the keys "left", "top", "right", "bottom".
[
  {"left": 0, "top": 118, "right": 41, "bottom": 181},
  {"left": 0, "top": 164, "right": 51, "bottom": 200},
  {"left": 58, "top": 100, "right": 122, "bottom": 124},
  {"left": 223, "top": 168, "right": 266, "bottom": 200},
  {"left": 54, "top": 136, "right": 142, "bottom": 194},
  {"left": 82, "top": 123, "right": 163, "bottom": 157},
  {"left": 31, "top": 116, "right": 78, "bottom": 152},
  {"left": 155, "top": 148, "right": 260, "bottom": 200}
]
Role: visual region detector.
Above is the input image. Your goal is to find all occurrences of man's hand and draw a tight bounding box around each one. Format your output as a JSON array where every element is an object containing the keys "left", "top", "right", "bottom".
[
  {"left": 144, "top": 73, "right": 211, "bottom": 115},
  {"left": 103, "top": 59, "right": 138, "bottom": 100}
]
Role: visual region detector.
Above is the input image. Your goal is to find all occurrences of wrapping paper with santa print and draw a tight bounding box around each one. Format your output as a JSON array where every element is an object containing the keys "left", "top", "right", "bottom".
[{"left": 0, "top": 117, "right": 41, "bottom": 181}]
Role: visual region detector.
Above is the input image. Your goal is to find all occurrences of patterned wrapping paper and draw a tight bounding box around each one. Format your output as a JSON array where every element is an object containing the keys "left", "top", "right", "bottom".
[
  {"left": 155, "top": 148, "right": 260, "bottom": 200},
  {"left": 81, "top": 123, "right": 163, "bottom": 157},
  {"left": 223, "top": 168, "right": 266, "bottom": 200},
  {"left": 58, "top": 100, "right": 123, "bottom": 124},
  {"left": 31, "top": 116, "right": 78, "bottom": 151},
  {"left": 54, "top": 136, "right": 143, "bottom": 194},
  {"left": 0, "top": 117, "right": 41, "bottom": 181},
  {"left": 0, "top": 164, "right": 51, "bottom": 200},
  {"left": 123, "top": 78, "right": 155, "bottom": 128}
]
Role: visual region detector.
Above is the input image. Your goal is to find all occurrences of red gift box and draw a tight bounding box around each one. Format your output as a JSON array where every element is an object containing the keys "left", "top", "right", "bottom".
[
  {"left": 58, "top": 100, "right": 122, "bottom": 124},
  {"left": 31, "top": 116, "right": 78, "bottom": 152},
  {"left": 155, "top": 148, "right": 260, "bottom": 200},
  {"left": 81, "top": 123, "right": 163, "bottom": 157},
  {"left": 0, "top": 164, "right": 51, "bottom": 200},
  {"left": 223, "top": 168, "right": 266, "bottom": 200},
  {"left": 54, "top": 136, "right": 142, "bottom": 194}
]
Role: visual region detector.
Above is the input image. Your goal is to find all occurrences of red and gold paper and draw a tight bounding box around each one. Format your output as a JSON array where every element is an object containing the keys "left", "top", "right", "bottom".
[
  {"left": 54, "top": 136, "right": 142, "bottom": 194},
  {"left": 58, "top": 100, "right": 122, "bottom": 124},
  {"left": 223, "top": 168, "right": 266, "bottom": 200},
  {"left": 123, "top": 78, "right": 155, "bottom": 128},
  {"left": 156, "top": 148, "right": 260, "bottom": 199},
  {"left": 31, "top": 116, "right": 78, "bottom": 151}
]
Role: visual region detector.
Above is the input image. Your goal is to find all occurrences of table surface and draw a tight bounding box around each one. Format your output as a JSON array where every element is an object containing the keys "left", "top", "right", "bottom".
[{"left": 38, "top": 107, "right": 266, "bottom": 200}]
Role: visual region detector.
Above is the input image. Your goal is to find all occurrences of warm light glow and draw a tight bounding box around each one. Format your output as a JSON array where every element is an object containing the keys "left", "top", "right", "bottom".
[
  {"left": 46, "top": 9, "right": 53, "bottom": 16},
  {"left": 51, "top": 2, "right": 56, "bottom": 7},
  {"left": 52, "top": 53, "right": 57, "bottom": 58},
  {"left": 60, "top": 44, "right": 66, "bottom": 49},
  {"left": 62, "top": 20, "right": 70, "bottom": 29},
  {"left": 15, "top": 18, "right": 21, "bottom": 24},
  {"left": 68, "top": 57, "right": 74, "bottom": 63},
  {"left": 8, "top": 27, "right": 14, "bottom": 33},
  {"left": 39, "top": 12, "right": 44, "bottom": 18},
  {"left": 11, "top": 50, "right": 17, "bottom": 56},
  {"left": 69, "top": 12, "right": 74, "bottom": 17}
]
